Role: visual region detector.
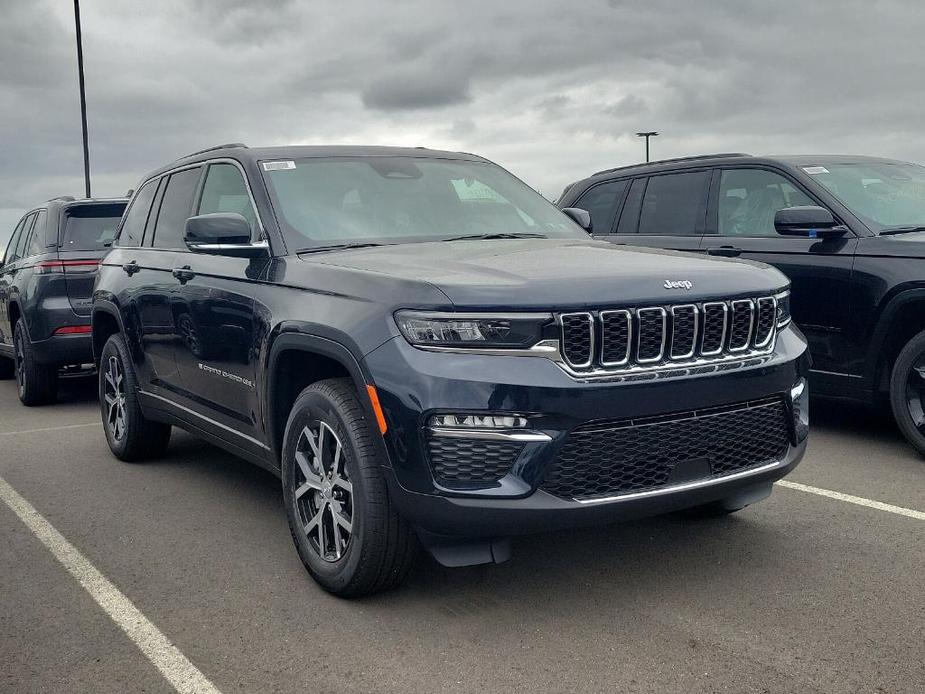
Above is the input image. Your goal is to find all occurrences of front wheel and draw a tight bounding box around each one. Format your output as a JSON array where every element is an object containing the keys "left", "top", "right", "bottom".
[
  {"left": 99, "top": 333, "right": 171, "bottom": 462},
  {"left": 889, "top": 330, "right": 925, "bottom": 458},
  {"left": 282, "top": 378, "right": 418, "bottom": 597}
]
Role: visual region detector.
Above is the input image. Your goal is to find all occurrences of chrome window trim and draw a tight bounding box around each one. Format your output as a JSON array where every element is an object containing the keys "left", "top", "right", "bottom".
[
  {"left": 636, "top": 307, "right": 667, "bottom": 363},
  {"left": 559, "top": 312, "right": 594, "bottom": 368},
  {"left": 669, "top": 304, "right": 699, "bottom": 360},
  {"left": 728, "top": 299, "right": 755, "bottom": 352},
  {"left": 599, "top": 309, "right": 632, "bottom": 366},
  {"left": 700, "top": 302, "right": 728, "bottom": 356}
]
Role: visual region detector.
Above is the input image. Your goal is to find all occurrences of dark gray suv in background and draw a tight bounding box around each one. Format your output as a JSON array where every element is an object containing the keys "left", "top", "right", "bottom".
[{"left": 0, "top": 196, "right": 127, "bottom": 405}]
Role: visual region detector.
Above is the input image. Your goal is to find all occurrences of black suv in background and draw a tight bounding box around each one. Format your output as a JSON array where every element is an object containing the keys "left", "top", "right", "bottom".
[
  {"left": 92, "top": 144, "right": 809, "bottom": 597},
  {"left": 0, "top": 196, "right": 127, "bottom": 404},
  {"left": 559, "top": 154, "right": 925, "bottom": 457}
]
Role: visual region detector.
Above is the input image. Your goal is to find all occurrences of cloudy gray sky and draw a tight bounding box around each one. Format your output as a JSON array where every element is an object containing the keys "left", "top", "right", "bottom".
[{"left": 2, "top": 0, "right": 924, "bottom": 243}]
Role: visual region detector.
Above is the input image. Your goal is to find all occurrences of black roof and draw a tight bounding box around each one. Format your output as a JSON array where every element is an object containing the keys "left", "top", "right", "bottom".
[{"left": 147, "top": 143, "right": 490, "bottom": 179}]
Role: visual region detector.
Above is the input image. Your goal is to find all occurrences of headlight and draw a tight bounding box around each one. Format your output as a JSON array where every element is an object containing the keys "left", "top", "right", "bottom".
[
  {"left": 776, "top": 291, "right": 792, "bottom": 328},
  {"left": 395, "top": 311, "right": 552, "bottom": 348}
]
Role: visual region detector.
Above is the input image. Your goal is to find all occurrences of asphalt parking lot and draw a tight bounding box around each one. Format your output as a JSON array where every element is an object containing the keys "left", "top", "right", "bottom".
[{"left": 1, "top": 377, "right": 923, "bottom": 694}]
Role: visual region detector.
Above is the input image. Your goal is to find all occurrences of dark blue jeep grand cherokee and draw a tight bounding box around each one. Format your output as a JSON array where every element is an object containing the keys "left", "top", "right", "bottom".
[{"left": 91, "top": 144, "right": 809, "bottom": 596}]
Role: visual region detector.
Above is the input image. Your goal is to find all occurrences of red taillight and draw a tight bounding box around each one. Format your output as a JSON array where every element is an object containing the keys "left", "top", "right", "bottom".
[
  {"left": 34, "top": 259, "right": 100, "bottom": 274},
  {"left": 53, "top": 325, "right": 92, "bottom": 335}
]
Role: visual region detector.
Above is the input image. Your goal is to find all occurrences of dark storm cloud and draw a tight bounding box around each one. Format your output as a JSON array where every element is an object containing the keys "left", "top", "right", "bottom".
[{"left": 2, "top": 0, "right": 925, "bottom": 237}]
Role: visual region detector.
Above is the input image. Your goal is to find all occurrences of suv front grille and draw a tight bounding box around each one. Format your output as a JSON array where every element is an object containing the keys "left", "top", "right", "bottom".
[
  {"left": 541, "top": 398, "right": 790, "bottom": 501},
  {"left": 557, "top": 295, "right": 777, "bottom": 374}
]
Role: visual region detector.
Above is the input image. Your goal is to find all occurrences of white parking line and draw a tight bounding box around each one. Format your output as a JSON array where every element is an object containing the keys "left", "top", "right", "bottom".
[
  {"left": 0, "top": 475, "right": 222, "bottom": 694},
  {"left": 0, "top": 422, "right": 100, "bottom": 437},
  {"left": 776, "top": 480, "right": 925, "bottom": 521}
]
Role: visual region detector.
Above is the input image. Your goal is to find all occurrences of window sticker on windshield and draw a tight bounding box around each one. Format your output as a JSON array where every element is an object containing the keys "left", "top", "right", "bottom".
[
  {"left": 802, "top": 166, "right": 830, "bottom": 175},
  {"left": 262, "top": 160, "right": 296, "bottom": 171}
]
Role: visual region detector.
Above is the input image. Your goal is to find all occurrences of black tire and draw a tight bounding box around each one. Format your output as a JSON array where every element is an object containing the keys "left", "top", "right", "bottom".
[
  {"left": 889, "top": 329, "right": 925, "bottom": 458},
  {"left": 99, "top": 333, "right": 171, "bottom": 462},
  {"left": 282, "top": 378, "right": 418, "bottom": 597},
  {"left": 14, "top": 319, "right": 58, "bottom": 406},
  {"left": 0, "top": 356, "right": 13, "bottom": 380}
]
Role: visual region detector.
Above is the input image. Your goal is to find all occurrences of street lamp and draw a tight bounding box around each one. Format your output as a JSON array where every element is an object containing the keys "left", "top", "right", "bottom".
[
  {"left": 636, "top": 131, "right": 659, "bottom": 163},
  {"left": 74, "top": 0, "right": 91, "bottom": 198}
]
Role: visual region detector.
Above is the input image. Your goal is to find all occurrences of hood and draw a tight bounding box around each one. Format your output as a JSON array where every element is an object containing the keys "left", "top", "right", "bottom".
[
  {"left": 305, "top": 238, "right": 788, "bottom": 309},
  {"left": 859, "top": 233, "right": 925, "bottom": 258}
]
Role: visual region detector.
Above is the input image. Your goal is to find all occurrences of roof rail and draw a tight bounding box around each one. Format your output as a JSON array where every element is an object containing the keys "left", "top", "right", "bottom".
[
  {"left": 592, "top": 152, "right": 750, "bottom": 177},
  {"left": 179, "top": 142, "right": 248, "bottom": 160},
  {"left": 45, "top": 195, "right": 76, "bottom": 203}
]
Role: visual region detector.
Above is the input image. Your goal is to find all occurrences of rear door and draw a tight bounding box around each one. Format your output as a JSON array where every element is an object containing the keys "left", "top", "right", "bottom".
[
  {"left": 57, "top": 202, "right": 127, "bottom": 316},
  {"left": 702, "top": 166, "right": 857, "bottom": 373},
  {"left": 609, "top": 171, "right": 711, "bottom": 252}
]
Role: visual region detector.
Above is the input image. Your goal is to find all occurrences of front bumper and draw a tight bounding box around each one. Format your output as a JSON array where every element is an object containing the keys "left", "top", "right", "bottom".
[{"left": 363, "top": 325, "right": 810, "bottom": 537}]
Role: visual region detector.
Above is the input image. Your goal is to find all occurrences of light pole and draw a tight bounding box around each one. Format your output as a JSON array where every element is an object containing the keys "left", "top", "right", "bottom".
[
  {"left": 636, "top": 131, "right": 659, "bottom": 163},
  {"left": 74, "top": 0, "right": 91, "bottom": 198}
]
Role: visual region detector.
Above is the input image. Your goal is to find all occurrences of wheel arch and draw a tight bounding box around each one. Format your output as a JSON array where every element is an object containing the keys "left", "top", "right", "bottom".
[
  {"left": 91, "top": 301, "right": 126, "bottom": 367},
  {"left": 866, "top": 287, "right": 925, "bottom": 392},
  {"left": 265, "top": 331, "right": 381, "bottom": 465}
]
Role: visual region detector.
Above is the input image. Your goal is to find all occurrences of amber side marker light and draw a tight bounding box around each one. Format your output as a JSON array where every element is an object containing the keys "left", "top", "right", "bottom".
[{"left": 366, "top": 384, "right": 388, "bottom": 435}]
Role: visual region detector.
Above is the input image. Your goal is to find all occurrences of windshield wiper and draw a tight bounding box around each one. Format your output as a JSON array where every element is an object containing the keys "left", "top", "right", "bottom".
[
  {"left": 880, "top": 226, "right": 925, "bottom": 236},
  {"left": 296, "top": 242, "right": 389, "bottom": 254},
  {"left": 442, "top": 232, "right": 548, "bottom": 242}
]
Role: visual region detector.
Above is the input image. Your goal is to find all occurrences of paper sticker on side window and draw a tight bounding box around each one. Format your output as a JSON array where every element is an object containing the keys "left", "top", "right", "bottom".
[
  {"left": 262, "top": 161, "right": 296, "bottom": 171},
  {"left": 802, "top": 166, "right": 830, "bottom": 175}
]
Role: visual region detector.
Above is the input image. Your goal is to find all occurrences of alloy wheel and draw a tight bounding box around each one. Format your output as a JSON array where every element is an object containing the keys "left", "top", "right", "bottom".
[
  {"left": 293, "top": 420, "right": 354, "bottom": 562},
  {"left": 103, "top": 355, "right": 128, "bottom": 441},
  {"left": 14, "top": 331, "right": 24, "bottom": 396}
]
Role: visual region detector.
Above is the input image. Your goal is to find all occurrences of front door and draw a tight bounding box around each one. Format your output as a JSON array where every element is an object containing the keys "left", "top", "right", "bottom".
[
  {"left": 702, "top": 167, "right": 857, "bottom": 374},
  {"left": 171, "top": 162, "right": 266, "bottom": 446}
]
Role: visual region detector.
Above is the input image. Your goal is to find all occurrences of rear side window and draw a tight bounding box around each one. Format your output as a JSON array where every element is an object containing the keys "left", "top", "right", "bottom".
[
  {"left": 61, "top": 203, "right": 127, "bottom": 251},
  {"left": 637, "top": 171, "right": 711, "bottom": 236},
  {"left": 118, "top": 180, "right": 158, "bottom": 247},
  {"left": 198, "top": 163, "right": 257, "bottom": 232},
  {"left": 14, "top": 213, "right": 37, "bottom": 260},
  {"left": 573, "top": 180, "right": 628, "bottom": 234},
  {"left": 152, "top": 167, "right": 202, "bottom": 249},
  {"left": 25, "top": 210, "right": 48, "bottom": 257},
  {"left": 616, "top": 178, "right": 646, "bottom": 234}
]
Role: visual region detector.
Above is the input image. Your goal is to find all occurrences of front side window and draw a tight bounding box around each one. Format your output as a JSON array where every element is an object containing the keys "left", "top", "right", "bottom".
[
  {"left": 61, "top": 204, "right": 126, "bottom": 251},
  {"left": 637, "top": 171, "right": 711, "bottom": 236},
  {"left": 152, "top": 167, "right": 202, "bottom": 249},
  {"left": 801, "top": 161, "right": 925, "bottom": 233},
  {"left": 4, "top": 214, "right": 30, "bottom": 266},
  {"left": 119, "top": 180, "right": 159, "bottom": 247},
  {"left": 718, "top": 169, "right": 815, "bottom": 237},
  {"left": 25, "top": 210, "right": 48, "bottom": 257},
  {"left": 261, "top": 156, "right": 584, "bottom": 249},
  {"left": 198, "top": 163, "right": 257, "bottom": 232},
  {"left": 573, "top": 180, "right": 628, "bottom": 234}
]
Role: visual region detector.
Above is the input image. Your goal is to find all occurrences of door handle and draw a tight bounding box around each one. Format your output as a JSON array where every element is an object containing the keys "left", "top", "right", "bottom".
[
  {"left": 122, "top": 261, "right": 140, "bottom": 275},
  {"left": 707, "top": 245, "right": 743, "bottom": 257},
  {"left": 172, "top": 266, "right": 196, "bottom": 283}
]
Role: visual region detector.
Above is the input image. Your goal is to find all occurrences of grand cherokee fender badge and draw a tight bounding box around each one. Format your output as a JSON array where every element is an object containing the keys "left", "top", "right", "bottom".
[{"left": 664, "top": 280, "right": 693, "bottom": 290}]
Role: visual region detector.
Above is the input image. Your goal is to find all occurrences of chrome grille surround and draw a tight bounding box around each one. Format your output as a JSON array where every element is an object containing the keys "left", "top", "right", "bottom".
[
  {"left": 599, "top": 310, "right": 632, "bottom": 366},
  {"left": 554, "top": 295, "right": 779, "bottom": 379},
  {"left": 559, "top": 312, "right": 594, "bottom": 369}
]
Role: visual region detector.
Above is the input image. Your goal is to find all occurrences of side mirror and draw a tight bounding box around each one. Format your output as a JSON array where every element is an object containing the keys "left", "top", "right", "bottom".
[
  {"left": 184, "top": 213, "right": 269, "bottom": 258},
  {"left": 774, "top": 206, "right": 847, "bottom": 239},
  {"left": 561, "top": 207, "right": 593, "bottom": 234}
]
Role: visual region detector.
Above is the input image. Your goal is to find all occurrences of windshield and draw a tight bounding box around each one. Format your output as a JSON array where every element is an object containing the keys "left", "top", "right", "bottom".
[
  {"left": 261, "top": 156, "right": 584, "bottom": 248},
  {"left": 61, "top": 203, "right": 126, "bottom": 251},
  {"left": 803, "top": 161, "right": 925, "bottom": 232}
]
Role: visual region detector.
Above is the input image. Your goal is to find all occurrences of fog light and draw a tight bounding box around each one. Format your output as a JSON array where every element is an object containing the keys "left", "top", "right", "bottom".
[
  {"left": 429, "top": 414, "right": 529, "bottom": 429},
  {"left": 790, "top": 378, "right": 809, "bottom": 441}
]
